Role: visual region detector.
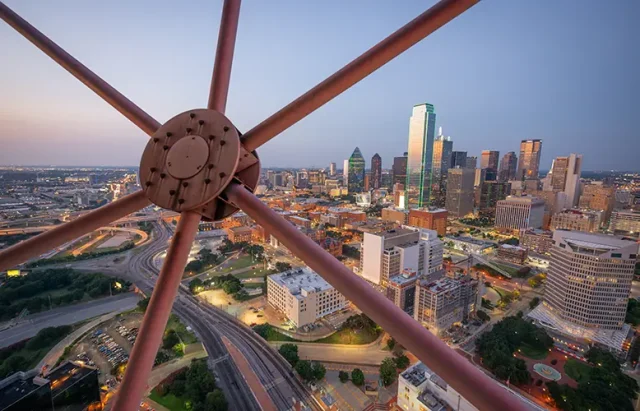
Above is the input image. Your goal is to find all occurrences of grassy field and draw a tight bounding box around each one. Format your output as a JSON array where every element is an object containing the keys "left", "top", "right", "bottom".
[
  {"left": 493, "top": 263, "right": 522, "bottom": 277},
  {"left": 235, "top": 268, "right": 274, "bottom": 279},
  {"left": 166, "top": 314, "right": 198, "bottom": 345},
  {"left": 564, "top": 358, "right": 592, "bottom": 383},
  {"left": 314, "top": 327, "right": 380, "bottom": 345},
  {"left": 519, "top": 343, "right": 549, "bottom": 360},
  {"left": 149, "top": 391, "right": 188, "bottom": 411},
  {"left": 214, "top": 254, "right": 257, "bottom": 275}
]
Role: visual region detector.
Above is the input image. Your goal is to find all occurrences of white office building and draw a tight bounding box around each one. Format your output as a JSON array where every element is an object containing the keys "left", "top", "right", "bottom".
[
  {"left": 359, "top": 227, "right": 443, "bottom": 286},
  {"left": 495, "top": 195, "right": 545, "bottom": 234},
  {"left": 267, "top": 267, "right": 346, "bottom": 327}
]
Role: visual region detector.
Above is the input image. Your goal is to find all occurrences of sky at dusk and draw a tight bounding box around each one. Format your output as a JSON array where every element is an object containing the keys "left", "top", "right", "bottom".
[{"left": 0, "top": 0, "right": 638, "bottom": 171}]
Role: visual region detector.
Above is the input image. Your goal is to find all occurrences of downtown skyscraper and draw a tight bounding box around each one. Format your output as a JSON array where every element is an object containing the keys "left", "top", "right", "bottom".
[
  {"left": 371, "top": 153, "right": 382, "bottom": 190},
  {"left": 498, "top": 151, "right": 517, "bottom": 182},
  {"left": 392, "top": 153, "right": 408, "bottom": 186},
  {"left": 431, "top": 129, "right": 453, "bottom": 206},
  {"left": 480, "top": 150, "right": 499, "bottom": 181},
  {"left": 348, "top": 147, "right": 366, "bottom": 193},
  {"left": 406, "top": 103, "right": 436, "bottom": 208},
  {"left": 517, "top": 139, "right": 542, "bottom": 180}
]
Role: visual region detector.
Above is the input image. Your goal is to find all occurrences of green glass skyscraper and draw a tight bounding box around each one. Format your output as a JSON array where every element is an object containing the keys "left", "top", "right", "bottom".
[
  {"left": 348, "top": 147, "right": 365, "bottom": 193},
  {"left": 405, "top": 103, "right": 436, "bottom": 208}
]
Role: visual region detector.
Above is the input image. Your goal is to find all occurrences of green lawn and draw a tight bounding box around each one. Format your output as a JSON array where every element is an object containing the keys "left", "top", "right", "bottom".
[
  {"left": 518, "top": 343, "right": 549, "bottom": 360},
  {"left": 149, "top": 391, "right": 188, "bottom": 411},
  {"left": 493, "top": 263, "right": 522, "bottom": 277},
  {"left": 166, "top": 314, "right": 198, "bottom": 345},
  {"left": 564, "top": 358, "right": 592, "bottom": 383},
  {"left": 234, "top": 267, "right": 273, "bottom": 279},
  {"left": 314, "top": 328, "right": 381, "bottom": 345},
  {"left": 214, "top": 255, "right": 257, "bottom": 275}
]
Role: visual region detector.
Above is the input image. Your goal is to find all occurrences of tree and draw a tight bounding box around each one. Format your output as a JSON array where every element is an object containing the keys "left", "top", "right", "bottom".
[
  {"left": 529, "top": 297, "right": 540, "bottom": 310},
  {"left": 295, "top": 360, "right": 314, "bottom": 382},
  {"left": 205, "top": 389, "right": 228, "bottom": 411},
  {"left": 163, "top": 330, "right": 180, "bottom": 350},
  {"left": 189, "top": 278, "right": 204, "bottom": 294},
  {"left": 394, "top": 354, "right": 410, "bottom": 369},
  {"left": 338, "top": 371, "right": 349, "bottom": 383},
  {"left": 253, "top": 324, "right": 273, "bottom": 340},
  {"left": 222, "top": 279, "right": 241, "bottom": 294},
  {"left": 386, "top": 337, "right": 396, "bottom": 350},
  {"left": 278, "top": 343, "right": 299, "bottom": 366},
  {"left": 275, "top": 262, "right": 292, "bottom": 272},
  {"left": 351, "top": 368, "right": 365, "bottom": 386},
  {"left": 380, "top": 358, "right": 397, "bottom": 386},
  {"left": 477, "top": 310, "right": 490, "bottom": 322},
  {"left": 312, "top": 362, "right": 326, "bottom": 381}
]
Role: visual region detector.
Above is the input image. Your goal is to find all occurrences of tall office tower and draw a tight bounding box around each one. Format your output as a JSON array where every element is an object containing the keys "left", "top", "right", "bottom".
[
  {"left": 342, "top": 159, "right": 349, "bottom": 186},
  {"left": 550, "top": 154, "right": 582, "bottom": 207},
  {"left": 465, "top": 156, "right": 477, "bottom": 169},
  {"left": 517, "top": 139, "right": 543, "bottom": 180},
  {"left": 359, "top": 227, "right": 443, "bottom": 286},
  {"left": 579, "top": 184, "right": 615, "bottom": 224},
  {"left": 477, "top": 181, "right": 511, "bottom": 215},
  {"left": 393, "top": 152, "right": 408, "bottom": 185},
  {"left": 406, "top": 103, "right": 436, "bottom": 208},
  {"left": 295, "top": 170, "right": 308, "bottom": 187},
  {"left": 444, "top": 168, "right": 475, "bottom": 218},
  {"left": 498, "top": 151, "right": 517, "bottom": 182},
  {"left": 431, "top": 131, "right": 453, "bottom": 206},
  {"left": 329, "top": 162, "right": 336, "bottom": 176},
  {"left": 480, "top": 150, "right": 500, "bottom": 181},
  {"left": 495, "top": 195, "right": 545, "bottom": 234},
  {"left": 347, "top": 147, "right": 365, "bottom": 193},
  {"left": 371, "top": 153, "right": 382, "bottom": 190},
  {"left": 529, "top": 231, "right": 637, "bottom": 358},
  {"left": 450, "top": 151, "right": 467, "bottom": 169}
]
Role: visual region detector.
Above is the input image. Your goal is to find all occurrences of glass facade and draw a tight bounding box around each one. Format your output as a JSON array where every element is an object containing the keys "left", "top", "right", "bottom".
[
  {"left": 517, "top": 139, "right": 543, "bottom": 180},
  {"left": 405, "top": 103, "right": 436, "bottom": 208},
  {"left": 431, "top": 134, "right": 453, "bottom": 206},
  {"left": 348, "top": 147, "right": 365, "bottom": 193}
]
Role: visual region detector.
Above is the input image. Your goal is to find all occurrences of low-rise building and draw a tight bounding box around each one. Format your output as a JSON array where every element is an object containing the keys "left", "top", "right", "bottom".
[
  {"left": 497, "top": 244, "right": 528, "bottom": 264},
  {"left": 610, "top": 210, "right": 640, "bottom": 238},
  {"left": 397, "top": 362, "right": 477, "bottom": 411},
  {"left": 287, "top": 215, "right": 312, "bottom": 229},
  {"left": 444, "top": 236, "right": 494, "bottom": 254},
  {"left": 385, "top": 270, "right": 422, "bottom": 316},
  {"left": 381, "top": 207, "right": 409, "bottom": 225},
  {"left": 550, "top": 209, "right": 600, "bottom": 233},
  {"left": 267, "top": 267, "right": 347, "bottom": 327},
  {"left": 519, "top": 228, "right": 553, "bottom": 254},
  {"left": 495, "top": 195, "right": 545, "bottom": 235},
  {"left": 408, "top": 208, "right": 448, "bottom": 236},
  {"left": 414, "top": 277, "right": 468, "bottom": 335},
  {"left": 316, "top": 237, "right": 343, "bottom": 257},
  {"left": 251, "top": 225, "right": 270, "bottom": 243},
  {"left": 227, "top": 226, "right": 252, "bottom": 243}
]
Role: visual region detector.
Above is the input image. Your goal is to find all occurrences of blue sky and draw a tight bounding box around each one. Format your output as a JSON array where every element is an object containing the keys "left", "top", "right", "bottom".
[{"left": 0, "top": 0, "right": 638, "bottom": 170}]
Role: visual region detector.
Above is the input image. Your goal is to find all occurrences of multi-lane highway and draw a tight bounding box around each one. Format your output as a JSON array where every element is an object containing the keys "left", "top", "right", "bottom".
[{"left": 127, "top": 221, "right": 319, "bottom": 411}]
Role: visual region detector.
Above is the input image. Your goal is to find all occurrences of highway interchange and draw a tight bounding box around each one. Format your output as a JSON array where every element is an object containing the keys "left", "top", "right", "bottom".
[{"left": 124, "top": 221, "right": 319, "bottom": 411}]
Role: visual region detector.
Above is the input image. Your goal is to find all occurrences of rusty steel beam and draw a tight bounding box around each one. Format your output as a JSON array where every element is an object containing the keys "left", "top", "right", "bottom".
[
  {"left": 0, "top": 191, "right": 150, "bottom": 272},
  {"left": 112, "top": 211, "right": 201, "bottom": 411},
  {"left": 0, "top": 1, "right": 161, "bottom": 136},
  {"left": 207, "top": 0, "right": 241, "bottom": 113},
  {"left": 226, "top": 183, "right": 528, "bottom": 411},
  {"left": 241, "top": 0, "right": 479, "bottom": 152}
]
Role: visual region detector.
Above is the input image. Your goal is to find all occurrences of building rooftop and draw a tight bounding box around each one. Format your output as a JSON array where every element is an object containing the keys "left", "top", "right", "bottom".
[
  {"left": 554, "top": 229, "right": 638, "bottom": 250},
  {"left": 229, "top": 226, "right": 252, "bottom": 234},
  {"left": 420, "top": 277, "right": 461, "bottom": 293},
  {"left": 411, "top": 207, "right": 448, "bottom": 214},
  {"left": 48, "top": 361, "right": 96, "bottom": 395},
  {"left": 388, "top": 271, "right": 418, "bottom": 286},
  {"left": 269, "top": 267, "right": 334, "bottom": 298},
  {"left": 0, "top": 370, "right": 47, "bottom": 410},
  {"left": 499, "top": 244, "right": 526, "bottom": 252},
  {"left": 500, "top": 195, "right": 545, "bottom": 205},
  {"left": 446, "top": 235, "right": 493, "bottom": 247}
]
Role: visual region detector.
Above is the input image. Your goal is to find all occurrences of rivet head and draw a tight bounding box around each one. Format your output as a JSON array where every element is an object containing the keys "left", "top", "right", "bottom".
[
  {"left": 153, "top": 138, "right": 159, "bottom": 142},
  {"left": 189, "top": 113, "right": 196, "bottom": 119},
  {"left": 169, "top": 190, "right": 176, "bottom": 195},
  {"left": 205, "top": 178, "right": 211, "bottom": 184},
  {"left": 163, "top": 145, "right": 169, "bottom": 150},
  {"left": 178, "top": 198, "right": 185, "bottom": 204},
  {"left": 219, "top": 172, "right": 226, "bottom": 178},
  {"left": 160, "top": 173, "right": 166, "bottom": 179},
  {"left": 220, "top": 140, "right": 226, "bottom": 146},
  {"left": 209, "top": 135, "right": 215, "bottom": 140},
  {"left": 145, "top": 181, "right": 152, "bottom": 187},
  {"left": 166, "top": 132, "right": 172, "bottom": 137},
  {"left": 182, "top": 182, "right": 189, "bottom": 188},
  {"left": 208, "top": 164, "right": 214, "bottom": 169},
  {"left": 198, "top": 120, "right": 204, "bottom": 125},
  {"left": 223, "top": 126, "right": 229, "bottom": 132},
  {"left": 186, "top": 127, "right": 192, "bottom": 133},
  {"left": 150, "top": 167, "right": 157, "bottom": 172}
]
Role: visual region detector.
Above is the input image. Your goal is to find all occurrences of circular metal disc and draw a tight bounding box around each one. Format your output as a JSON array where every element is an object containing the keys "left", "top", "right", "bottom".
[{"left": 139, "top": 109, "right": 240, "bottom": 213}]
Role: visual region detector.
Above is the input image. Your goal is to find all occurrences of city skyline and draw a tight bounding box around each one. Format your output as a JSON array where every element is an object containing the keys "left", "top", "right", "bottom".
[{"left": 1, "top": 1, "right": 638, "bottom": 170}]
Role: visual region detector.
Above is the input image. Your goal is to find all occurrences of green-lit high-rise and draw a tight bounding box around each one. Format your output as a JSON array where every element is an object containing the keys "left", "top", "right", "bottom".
[
  {"left": 348, "top": 147, "right": 365, "bottom": 193},
  {"left": 405, "top": 103, "right": 436, "bottom": 208}
]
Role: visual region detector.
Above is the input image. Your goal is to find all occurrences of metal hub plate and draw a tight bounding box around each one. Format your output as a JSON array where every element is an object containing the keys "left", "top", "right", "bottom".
[{"left": 139, "top": 109, "right": 240, "bottom": 213}]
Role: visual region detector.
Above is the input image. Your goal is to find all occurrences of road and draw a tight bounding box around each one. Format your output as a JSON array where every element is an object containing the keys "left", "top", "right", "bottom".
[
  {"left": 0, "top": 293, "right": 139, "bottom": 348},
  {"left": 125, "top": 221, "right": 320, "bottom": 411}
]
